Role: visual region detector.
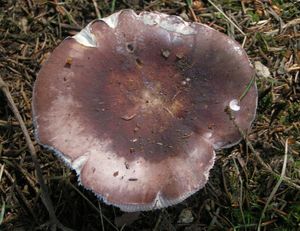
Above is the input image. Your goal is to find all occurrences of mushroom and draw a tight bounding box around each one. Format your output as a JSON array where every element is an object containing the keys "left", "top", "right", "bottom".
[{"left": 32, "top": 10, "right": 257, "bottom": 212}]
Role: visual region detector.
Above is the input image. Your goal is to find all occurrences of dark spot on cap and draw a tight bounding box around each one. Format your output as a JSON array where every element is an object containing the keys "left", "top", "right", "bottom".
[{"left": 113, "top": 171, "right": 119, "bottom": 177}]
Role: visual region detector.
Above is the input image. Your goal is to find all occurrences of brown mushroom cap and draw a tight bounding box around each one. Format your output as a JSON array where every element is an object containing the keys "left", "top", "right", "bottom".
[{"left": 33, "top": 10, "right": 257, "bottom": 212}]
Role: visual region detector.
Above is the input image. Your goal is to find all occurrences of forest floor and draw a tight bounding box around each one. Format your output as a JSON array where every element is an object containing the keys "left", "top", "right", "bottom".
[{"left": 0, "top": 0, "right": 299, "bottom": 230}]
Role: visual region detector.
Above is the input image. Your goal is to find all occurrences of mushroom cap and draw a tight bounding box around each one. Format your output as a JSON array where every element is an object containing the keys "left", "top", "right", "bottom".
[{"left": 33, "top": 10, "right": 257, "bottom": 212}]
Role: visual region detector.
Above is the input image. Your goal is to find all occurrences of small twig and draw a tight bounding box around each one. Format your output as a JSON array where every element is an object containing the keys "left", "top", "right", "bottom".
[
  {"left": 0, "top": 77, "right": 73, "bottom": 231},
  {"left": 207, "top": 0, "right": 246, "bottom": 36},
  {"left": 111, "top": 0, "right": 116, "bottom": 13},
  {"left": 257, "top": 139, "right": 289, "bottom": 231},
  {"left": 98, "top": 201, "right": 105, "bottom": 231},
  {"left": 267, "top": 6, "right": 284, "bottom": 33},
  {"left": 189, "top": 6, "right": 199, "bottom": 22},
  {"left": 241, "top": 35, "right": 247, "bottom": 48},
  {"left": 221, "top": 164, "right": 231, "bottom": 202},
  {"left": 69, "top": 183, "right": 119, "bottom": 230},
  {"left": 0, "top": 200, "right": 5, "bottom": 225},
  {"left": 153, "top": 210, "right": 164, "bottom": 231},
  {"left": 208, "top": 207, "right": 221, "bottom": 230},
  {"left": 4, "top": 160, "right": 38, "bottom": 193},
  {"left": 0, "top": 164, "right": 4, "bottom": 183},
  {"left": 240, "top": 0, "right": 246, "bottom": 15},
  {"left": 0, "top": 164, "right": 5, "bottom": 225},
  {"left": 239, "top": 75, "right": 256, "bottom": 102},
  {"left": 232, "top": 157, "right": 246, "bottom": 227},
  {"left": 0, "top": 119, "right": 21, "bottom": 126},
  {"left": 92, "top": 0, "right": 101, "bottom": 19},
  {"left": 186, "top": 0, "right": 199, "bottom": 22},
  {"left": 4, "top": 168, "right": 39, "bottom": 223},
  {"left": 52, "top": 1, "right": 81, "bottom": 28},
  {"left": 264, "top": 18, "right": 300, "bottom": 36}
]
